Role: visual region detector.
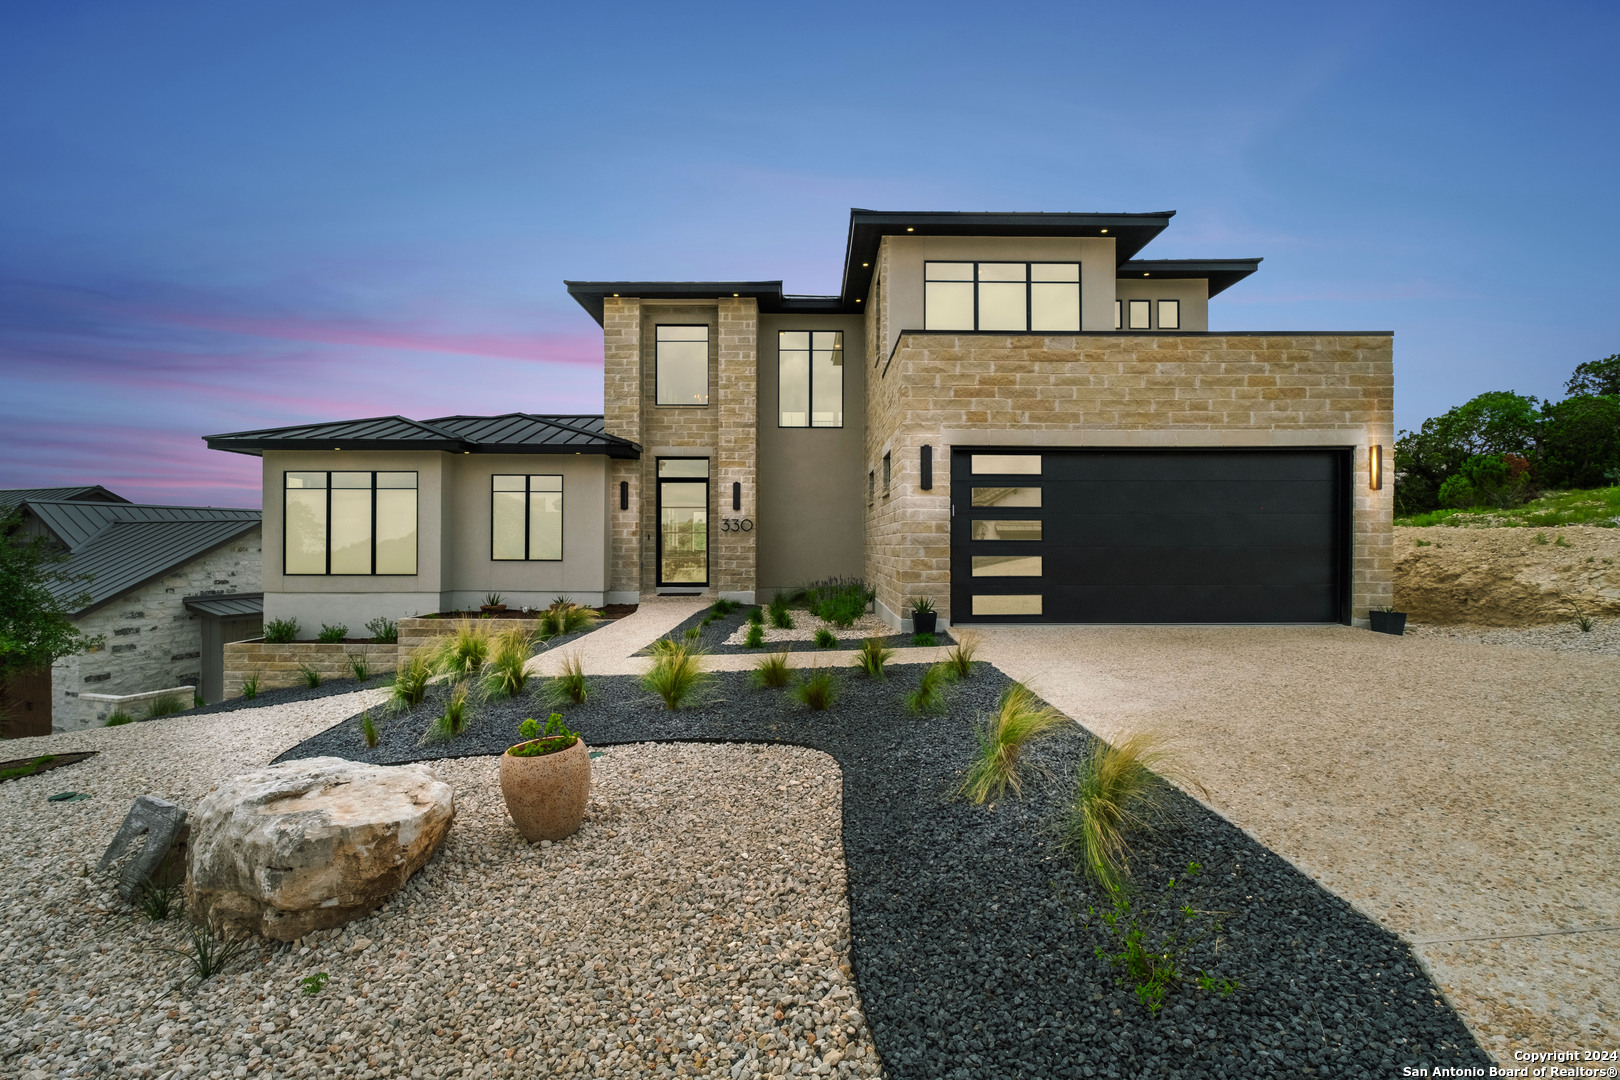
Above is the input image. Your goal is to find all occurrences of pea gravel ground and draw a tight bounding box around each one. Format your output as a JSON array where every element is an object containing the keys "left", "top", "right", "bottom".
[{"left": 280, "top": 664, "right": 1491, "bottom": 1079}]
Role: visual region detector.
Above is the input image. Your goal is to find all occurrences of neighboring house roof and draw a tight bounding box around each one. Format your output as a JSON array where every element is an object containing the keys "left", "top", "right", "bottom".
[
  {"left": 15, "top": 499, "right": 262, "bottom": 615},
  {"left": 204, "top": 412, "right": 642, "bottom": 458},
  {"left": 1117, "top": 259, "right": 1263, "bottom": 298},
  {"left": 566, "top": 208, "right": 1260, "bottom": 325},
  {"left": 184, "top": 592, "right": 264, "bottom": 618},
  {"left": 0, "top": 485, "right": 129, "bottom": 512}
]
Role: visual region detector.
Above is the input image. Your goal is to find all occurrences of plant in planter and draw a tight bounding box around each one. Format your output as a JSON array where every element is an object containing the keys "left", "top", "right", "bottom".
[
  {"left": 1368, "top": 605, "right": 1407, "bottom": 636},
  {"left": 481, "top": 592, "right": 507, "bottom": 614},
  {"left": 263, "top": 617, "right": 299, "bottom": 644},
  {"left": 317, "top": 623, "right": 348, "bottom": 643},
  {"left": 909, "top": 596, "right": 937, "bottom": 636},
  {"left": 500, "top": 713, "right": 591, "bottom": 842}
]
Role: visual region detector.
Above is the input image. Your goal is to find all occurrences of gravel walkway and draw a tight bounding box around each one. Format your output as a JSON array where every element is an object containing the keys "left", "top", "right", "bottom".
[
  {"left": 1405, "top": 616, "right": 1620, "bottom": 656},
  {"left": 0, "top": 692, "right": 880, "bottom": 1080},
  {"left": 976, "top": 624, "right": 1620, "bottom": 1066},
  {"left": 278, "top": 665, "right": 1490, "bottom": 1078}
]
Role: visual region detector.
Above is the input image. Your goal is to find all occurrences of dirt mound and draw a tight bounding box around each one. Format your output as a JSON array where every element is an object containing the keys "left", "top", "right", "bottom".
[{"left": 1394, "top": 525, "right": 1620, "bottom": 625}]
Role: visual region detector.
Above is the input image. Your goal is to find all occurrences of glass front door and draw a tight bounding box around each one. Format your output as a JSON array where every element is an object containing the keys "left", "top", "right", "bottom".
[{"left": 657, "top": 458, "right": 709, "bottom": 586}]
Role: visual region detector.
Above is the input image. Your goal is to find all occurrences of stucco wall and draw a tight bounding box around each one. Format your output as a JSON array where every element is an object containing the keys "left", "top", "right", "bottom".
[
  {"left": 756, "top": 313, "right": 867, "bottom": 596},
  {"left": 863, "top": 332, "right": 1395, "bottom": 627},
  {"left": 1112, "top": 278, "right": 1209, "bottom": 331},
  {"left": 50, "top": 528, "right": 262, "bottom": 731}
]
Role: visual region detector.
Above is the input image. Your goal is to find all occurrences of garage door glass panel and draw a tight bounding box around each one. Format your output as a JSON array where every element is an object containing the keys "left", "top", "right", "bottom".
[
  {"left": 973, "top": 594, "right": 1042, "bottom": 615},
  {"left": 971, "top": 486, "right": 1041, "bottom": 507},
  {"left": 971, "top": 454, "right": 1040, "bottom": 475},
  {"left": 971, "top": 520, "right": 1042, "bottom": 541},
  {"left": 972, "top": 555, "right": 1042, "bottom": 577}
]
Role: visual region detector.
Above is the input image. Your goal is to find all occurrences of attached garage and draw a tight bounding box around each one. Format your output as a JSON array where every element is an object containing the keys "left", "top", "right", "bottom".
[{"left": 950, "top": 448, "right": 1352, "bottom": 624}]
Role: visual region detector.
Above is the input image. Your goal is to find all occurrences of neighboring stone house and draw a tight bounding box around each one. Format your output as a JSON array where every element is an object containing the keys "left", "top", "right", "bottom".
[
  {"left": 206, "top": 208, "right": 1393, "bottom": 635},
  {"left": 0, "top": 487, "right": 262, "bottom": 732}
]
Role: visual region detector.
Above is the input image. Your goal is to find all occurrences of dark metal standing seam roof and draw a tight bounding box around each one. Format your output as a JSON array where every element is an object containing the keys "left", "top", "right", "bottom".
[
  {"left": 0, "top": 485, "right": 129, "bottom": 512},
  {"left": 204, "top": 413, "right": 641, "bottom": 458},
  {"left": 60, "top": 520, "right": 262, "bottom": 613},
  {"left": 183, "top": 593, "right": 264, "bottom": 618}
]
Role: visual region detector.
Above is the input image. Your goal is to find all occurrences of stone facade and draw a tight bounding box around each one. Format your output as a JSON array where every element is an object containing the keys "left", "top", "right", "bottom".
[
  {"left": 604, "top": 298, "right": 644, "bottom": 603},
  {"left": 50, "top": 529, "right": 262, "bottom": 731},
  {"left": 223, "top": 640, "right": 399, "bottom": 697},
  {"left": 862, "top": 332, "right": 1395, "bottom": 625},
  {"left": 714, "top": 298, "right": 759, "bottom": 601}
]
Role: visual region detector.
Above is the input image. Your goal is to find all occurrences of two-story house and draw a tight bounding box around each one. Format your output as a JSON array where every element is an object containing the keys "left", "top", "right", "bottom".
[{"left": 207, "top": 209, "right": 1393, "bottom": 635}]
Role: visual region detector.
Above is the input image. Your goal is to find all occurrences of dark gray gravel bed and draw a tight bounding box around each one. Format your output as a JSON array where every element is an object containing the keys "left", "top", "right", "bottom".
[
  {"left": 276, "top": 665, "right": 1489, "bottom": 1079},
  {"left": 636, "top": 602, "right": 953, "bottom": 655}
]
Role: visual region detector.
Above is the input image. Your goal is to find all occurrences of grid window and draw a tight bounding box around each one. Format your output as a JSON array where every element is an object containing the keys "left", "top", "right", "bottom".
[
  {"left": 1127, "top": 299, "right": 1152, "bottom": 330},
  {"left": 656, "top": 325, "right": 709, "bottom": 406},
  {"left": 924, "top": 262, "right": 1081, "bottom": 332},
  {"left": 778, "top": 331, "right": 844, "bottom": 427},
  {"left": 1157, "top": 299, "right": 1180, "bottom": 330},
  {"left": 492, "top": 475, "right": 563, "bottom": 561},
  {"left": 284, "top": 471, "right": 417, "bottom": 575}
]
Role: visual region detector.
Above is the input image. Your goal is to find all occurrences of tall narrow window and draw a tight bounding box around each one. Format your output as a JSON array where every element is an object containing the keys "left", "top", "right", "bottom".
[
  {"left": 924, "top": 262, "right": 1080, "bottom": 332},
  {"left": 283, "top": 471, "right": 417, "bottom": 575},
  {"left": 1157, "top": 299, "right": 1180, "bottom": 330},
  {"left": 778, "top": 331, "right": 844, "bottom": 427},
  {"left": 1114, "top": 299, "right": 1122, "bottom": 329},
  {"left": 656, "top": 325, "right": 709, "bottom": 406},
  {"left": 491, "top": 475, "right": 563, "bottom": 561},
  {"left": 1127, "top": 299, "right": 1151, "bottom": 330},
  {"left": 883, "top": 452, "right": 891, "bottom": 494}
]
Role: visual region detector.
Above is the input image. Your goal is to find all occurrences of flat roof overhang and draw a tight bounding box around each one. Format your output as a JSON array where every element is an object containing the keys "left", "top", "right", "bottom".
[{"left": 1117, "top": 258, "right": 1263, "bottom": 297}]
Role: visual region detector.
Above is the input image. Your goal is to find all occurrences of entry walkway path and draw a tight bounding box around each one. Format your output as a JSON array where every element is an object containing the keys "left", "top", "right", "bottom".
[{"left": 974, "top": 624, "right": 1620, "bottom": 1064}]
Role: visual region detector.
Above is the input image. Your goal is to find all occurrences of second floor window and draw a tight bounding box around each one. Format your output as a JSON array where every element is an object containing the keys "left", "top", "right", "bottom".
[
  {"left": 492, "top": 475, "right": 562, "bottom": 561},
  {"left": 778, "top": 330, "right": 844, "bottom": 427},
  {"left": 284, "top": 471, "right": 417, "bottom": 576},
  {"left": 656, "top": 325, "right": 709, "bottom": 406},
  {"left": 924, "top": 261, "right": 1081, "bottom": 332}
]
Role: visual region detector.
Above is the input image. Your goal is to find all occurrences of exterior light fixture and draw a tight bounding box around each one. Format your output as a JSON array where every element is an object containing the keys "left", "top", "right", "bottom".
[
  {"left": 1100, "top": 228, "right": 1108, "bottom": 234},
  {"left": 1369, "top": 445, "right": 1383, "bottom": 490},
  {"left": 612, "top": 293, "right": 619, "bottom": 297},
  {"left": 733, "top": 293, "right": 739, "bottom": 297},
  {"left": 862, "top": 262, "right": 869, "bottom": 267},
  {"left": 855, "top": 298, "right": 862, "bottom": 302},
  {"left": 906, "top": 227, "right": 914, "bottom": 232},
  {"left": 1143, "top": 272, "right": 1150, "bottom": 277}
]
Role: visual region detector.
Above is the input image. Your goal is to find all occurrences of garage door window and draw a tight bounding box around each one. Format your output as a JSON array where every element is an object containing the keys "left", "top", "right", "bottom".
[
  {"left": 972, "top": 555, "right": 1042, "bottom": 577},
  {"left": 970, "top": 454, "right": 1040, "bottom": 475},
  {"left": 971, "top": 486, "right": 1041, "bottom": 507},
  {"left": 973, "top": 594, "right": 1043, "bottom": 616},
  {"left": 971, "top": 520, "right": 1042, "bottom": 541}
]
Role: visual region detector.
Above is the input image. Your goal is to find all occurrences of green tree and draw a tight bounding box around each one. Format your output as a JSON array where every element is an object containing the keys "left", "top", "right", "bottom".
[
  {"left": 0, "top": 507, "right": 103, "bottom": 683},
  {"left": 1565, "top": 354, "right": 1620, "bottom": 398},
  {"left": 1538, "top": 394, "right": 1620, "bottom": 489},
  {"left": 1394, "top": 391, "right": 1540, "bottom": 514}
]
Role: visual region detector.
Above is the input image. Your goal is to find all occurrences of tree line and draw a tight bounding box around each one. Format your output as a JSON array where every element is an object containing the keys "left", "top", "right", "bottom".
[{"left": 1395, "top": 354, "right": 1620, "bottom": 515}]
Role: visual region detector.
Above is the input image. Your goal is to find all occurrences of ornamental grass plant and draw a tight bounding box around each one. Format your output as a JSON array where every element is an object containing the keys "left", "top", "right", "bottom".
[
  {"left": 942, "top": 631, "right": 980, "bottom": 679},
  {"left": 433, "top": 621, "right": 490, "bottom": 680},
  {"left": 854, "top": 636, "right": 893, "bottom": 678},
  {"left": 641, "top": 642, "right": 711, "bottom": 710},
  {"left": 751, "top": 651, "right": 792, "bottom": 688},
  {"left": 548, "top": 653, "right": 589, "bottom": 706},
  {"left": 422, "top": 682, "right": 472, "bottom": 744},
  {"left": 958, "top": 682, "right": 1068, "bottom": 805},
  {"left": 390, "top": 650, "right": 434, "bottom": 711},
  {"left": 791, "top": 667, "right": 838, "bottom": 711},
  {"left": 482, "top": 628, "right": 533, "bottom": 700},
  {"left": 905, "top": 662, "right": 954, "bottom": 714},
  {"left": 1064, "top": 732, "right": 1204, "bottom": 896}
]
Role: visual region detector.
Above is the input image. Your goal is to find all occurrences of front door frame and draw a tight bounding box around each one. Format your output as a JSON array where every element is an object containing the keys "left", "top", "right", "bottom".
[{"left": 655, "top": 457, "right": 710, "bottom": 588}]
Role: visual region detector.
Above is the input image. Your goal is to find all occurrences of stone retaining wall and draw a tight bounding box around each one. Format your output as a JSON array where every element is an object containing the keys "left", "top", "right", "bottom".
[
  {"left": 396, "top": 617, "right": 543, "bottom": 654},
  {"left": 78, "top": 686, "right": 196, "bottom": 726},
  {"left": 224, "top": 641, "right": 399, "bottom": 697}
]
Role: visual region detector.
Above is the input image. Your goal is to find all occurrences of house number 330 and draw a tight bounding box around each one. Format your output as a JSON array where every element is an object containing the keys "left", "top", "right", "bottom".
[{"left": 720, "top": 518, "right": 753, "bottom": 532}]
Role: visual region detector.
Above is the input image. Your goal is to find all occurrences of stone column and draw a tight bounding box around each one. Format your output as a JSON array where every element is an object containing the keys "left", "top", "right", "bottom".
[
  {"left": 603, "top": 298, "right": 643, "bottom": 603},
  {"left": 715, "top": 298, "right": 758, "bottom": 602}
]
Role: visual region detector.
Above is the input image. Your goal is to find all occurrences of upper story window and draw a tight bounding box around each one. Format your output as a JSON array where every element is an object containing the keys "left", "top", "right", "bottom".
[
  {"left": 1126, "top": 299, "right": 1151, "bottom": 330},
  {"left": 284, "top": 471, "right": 417, "bottom": 576},
  {"left": 1157, "top": 300, "right": 1180, "bottom": 330},
  {"left": 492, "top": 475, "right": 562, "bottom": 561},
  {"left": 778, "top": 331, "right": 844, "bottom": 427},
  {"left": 924, "top": 262, "right": 1080, "bottom": 332},
  {"left": 656, "top": 325, "right": 708, "bottom": 406}
]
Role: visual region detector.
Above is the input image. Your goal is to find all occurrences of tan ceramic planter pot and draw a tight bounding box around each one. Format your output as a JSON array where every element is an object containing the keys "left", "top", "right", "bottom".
[{"left": 499, "top": 737, "right": 590, "bottom": 842}]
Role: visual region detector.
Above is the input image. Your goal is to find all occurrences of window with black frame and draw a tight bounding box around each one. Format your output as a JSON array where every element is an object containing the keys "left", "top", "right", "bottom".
[
  {"left": 491, "top": 475, "right": 562, "bottom": 561},
  {"left": 924, "top": 262, "right": 1080, "bottom": 332},
  {"left": 284, "top": 471, "right": 417, "bottom": 575},
  {"left": 656, "top": 325, "right": 709, "bottom": 406},
  {"left": 778, "top": 331, "right": 844, "bottom": 427}
]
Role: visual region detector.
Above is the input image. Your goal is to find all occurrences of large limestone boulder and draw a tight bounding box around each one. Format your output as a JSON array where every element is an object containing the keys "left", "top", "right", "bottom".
[{"left": 187, "top": 757, "right": 454, "bottom": 940}]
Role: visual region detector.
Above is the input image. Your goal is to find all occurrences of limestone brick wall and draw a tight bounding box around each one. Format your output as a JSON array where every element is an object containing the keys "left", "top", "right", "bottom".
[
  {"left": 603, "top": 299, "right": 644, "bottom": 601},
  {"left": 224, "top": 641, "right": 398, "bottom": 697},
  {"left": 50, "top": 528, "right": 262, "bottom": 731},
  {"left": 638, "top": 303, "right": 721, "bottom": 592},
  {"left": 715, "top": 298, "right": 758, "bottom": 600},
  {"left": 864, "top": 333, "right": 1395, "bottom": 625}
]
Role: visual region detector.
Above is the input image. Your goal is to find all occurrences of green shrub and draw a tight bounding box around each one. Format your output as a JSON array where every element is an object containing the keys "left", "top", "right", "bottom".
[
  {"left": 942, "top": 631, "right": 979, "bottom": 679},
  {"left": 751, "top": 651, "right": 792, "bottom": 688},
  {"left": 911, "top": 632, "right": 936, "bottom": 647},
  {"left": 390, "top": 650, "right": 434, "bottom": 710},
  {"left": 1082, "top": 863, "right": 1230, "bottom": 1016},
  {"left": 958, "top": 683, "right": 1067, "bottom": 805},
  {"left": 433, "top": 621, "right": 490, "bottom": 680},
  {"left": 239, "top": 673, "right": 260, "bottom": 700},
  {"left": 712, "top": 598, "right": 737, "bottom": 617},
  {"left": 815, "top": 627, "right": 837, "bottom": 649},
  {"left": 1064, "top": 731, "right": 1202, "bottom": 895},
  {"left": 483, "top": 592, "right": 505, "bottom": 609},
  {"left": 298, "top": 663, "right": 321, "bottom": 689},
  {"left": 547, "top": 653, "right": 589, "bottom": 706},
  {"left": 317, "top": 623, "right": 348, "bottom": 644},
  {"left": 509, "top": 713, "right": 578, "bottom": 757},
  {"left": 747, "top": 606, "right": 764, "bottom": 625},
  {"left": 791, "top": 668, "right": 838, "bottom": 711},
  {"left": 802, "top": 577, "right": 874, "bottom": 628},
  {"left": 365, "top": 616, "right": 399, "bottom": 643},
  {"left": 854, "top": 636, "right": 893, "bottom": 678},
  {"left": 905, "top": 662, "right": 954, "bottom": 714},
  {"left": 769, "top": 595, "right": 794, "bottom": 630},
  {"left": 143, "top": 693, "right": 186, "bottom": 720},
  {"left": 263, "top": 617, "right": 299, "bottom": 644},
  {"left": 346, "top": 653, "right": 371, "bottom": 682},
  {"left": 641, "top": 643, "right": 710, "bottom": 710},
  {"left": 105, "top": 711, "right": 135, "bottom": 727},
  {"left": 539, "top": 598, "right": 598, "bottom": 639},
  {"left": 482, "top": 628, "right": 532, "bottom": 699},
  {"left": 423, "top": 682, "right": 472, "bottom": 744},
  {"left": 744, "top": 623, "right": 765, "bottom": 648},
  {"left": 684, "top": 626, "right": 700, "bottom": 640},
  {"left": 360, "top": 712, "right": 379, "bottom": 748}
]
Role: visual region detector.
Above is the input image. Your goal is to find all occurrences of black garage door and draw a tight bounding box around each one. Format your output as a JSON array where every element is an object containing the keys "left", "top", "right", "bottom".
[{"left": 950, "top": 448, "right": 1350, "bottom": 624}]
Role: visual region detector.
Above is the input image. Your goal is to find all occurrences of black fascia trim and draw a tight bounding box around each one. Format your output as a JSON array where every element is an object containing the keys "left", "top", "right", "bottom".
[
  {"left": 840, "top": 209, "right": 1176, "bottom": 308},
  {"left": 205, "top": 436, "right": 468, "bottom": 457},
  {"left": 1118, "top": 258, "right": 1263, "bottom": 297},
  {"left": 564, "top": 281, "right": 787, "bottom": 326}
]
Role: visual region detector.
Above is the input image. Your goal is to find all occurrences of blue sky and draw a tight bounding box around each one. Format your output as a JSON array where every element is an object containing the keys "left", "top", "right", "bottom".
[{"left": 2, "top": 1, "right": 1616, "bottom": 506}]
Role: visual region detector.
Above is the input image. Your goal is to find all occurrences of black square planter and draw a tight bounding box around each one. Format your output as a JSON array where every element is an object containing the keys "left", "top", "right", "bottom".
[
  {"left": 912, "top": 611, "right": 938, "bottom": 635},
  {"left": 1369, "top": 610, "right": 1407, "bottom": 635}
]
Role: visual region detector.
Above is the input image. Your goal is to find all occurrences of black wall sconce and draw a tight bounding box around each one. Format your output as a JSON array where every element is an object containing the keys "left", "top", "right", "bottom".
[
  {"left": 920, "top": 444, "right": 933, "bottom": 490},
  {"left": 619, "top": 481, "right": 629, "bottom": 510},
  {"left": 732, "top": 481, "right": 742, "bottom": 511},
  {"left": 1369, "top": 445, "right": 1382, "bottom": 491}
]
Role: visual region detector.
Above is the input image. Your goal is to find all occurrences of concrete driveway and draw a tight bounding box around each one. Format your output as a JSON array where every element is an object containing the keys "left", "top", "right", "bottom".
[{"left": 974, "top": 625, "right": 1619, "bottom": 1064}]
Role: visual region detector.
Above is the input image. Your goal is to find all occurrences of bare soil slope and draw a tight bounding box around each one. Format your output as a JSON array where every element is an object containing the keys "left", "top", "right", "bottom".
[{"left": 1394, "top": 525, "right": 1620, "bottom": 625}]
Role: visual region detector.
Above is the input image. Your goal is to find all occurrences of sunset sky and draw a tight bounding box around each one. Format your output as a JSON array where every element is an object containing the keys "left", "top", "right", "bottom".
[{"left": 2, "top": 1, "right": 1616, "bottom": 507}]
